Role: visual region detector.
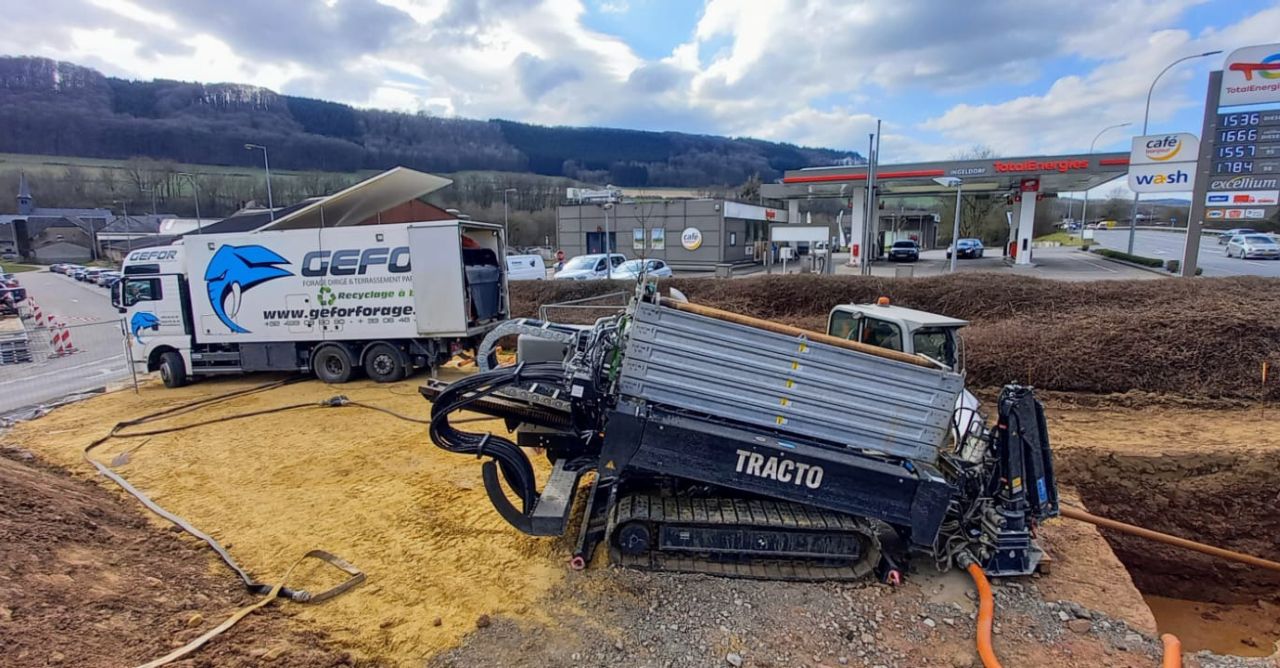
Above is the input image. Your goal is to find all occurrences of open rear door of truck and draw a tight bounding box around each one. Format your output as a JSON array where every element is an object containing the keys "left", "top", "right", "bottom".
[{"left": 408, "top": 224, "right": 469, "bottom": 336}]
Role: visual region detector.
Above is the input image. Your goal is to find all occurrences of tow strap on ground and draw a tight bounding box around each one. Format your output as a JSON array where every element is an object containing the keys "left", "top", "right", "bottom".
[
  {"left": 134, "top": 550, "right": 365, "bottom": 668},
  {"left": 74, "top": 379, "right": 439, "bottom": 664}
]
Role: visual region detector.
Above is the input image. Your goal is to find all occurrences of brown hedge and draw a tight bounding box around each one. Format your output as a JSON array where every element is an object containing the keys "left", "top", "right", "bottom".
[{"left": 510, "top": 274, "right": 1280, "bottom": 400}]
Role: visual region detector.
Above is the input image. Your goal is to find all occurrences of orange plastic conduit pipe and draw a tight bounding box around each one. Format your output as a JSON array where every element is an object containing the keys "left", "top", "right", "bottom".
[
  {"left": 1060, "top": 506, "right": 1280, "bottom": 573},
  {"left": 968, "top": 559, "right": 1182, "bottom": 668},
  {"left": 965, "top": 562, "right": 1002, "bottom": 668},
  {"left": 1162, "top": 633, "right": 1183, "bottom": 668}
]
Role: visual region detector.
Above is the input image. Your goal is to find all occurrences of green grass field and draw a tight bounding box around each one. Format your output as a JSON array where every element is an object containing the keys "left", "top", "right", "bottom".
[
  {"left": 1, "top": 261, "right": 40, "bottom": 273},
  {"left": 1035, "top": 231, "right": 1089, "bottom": 247},
  {"left": 0, "top": 152, "right": 377, "bottom": 181}
]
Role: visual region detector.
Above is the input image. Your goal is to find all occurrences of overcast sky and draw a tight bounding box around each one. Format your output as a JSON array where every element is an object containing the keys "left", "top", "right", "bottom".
[{"left": 5, "top": 0, "right": 1279, "bottom": 175}]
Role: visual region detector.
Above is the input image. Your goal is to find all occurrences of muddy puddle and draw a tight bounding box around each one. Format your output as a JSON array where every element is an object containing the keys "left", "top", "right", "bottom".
[{"left": 1144, "top": 595, "right": 1280, "bottom": 657}]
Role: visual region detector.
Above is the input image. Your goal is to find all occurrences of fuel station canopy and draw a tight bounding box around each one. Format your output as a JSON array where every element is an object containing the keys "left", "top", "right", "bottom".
[{"left": 761, "top": 152, "right": 1132, "bottom": 199}]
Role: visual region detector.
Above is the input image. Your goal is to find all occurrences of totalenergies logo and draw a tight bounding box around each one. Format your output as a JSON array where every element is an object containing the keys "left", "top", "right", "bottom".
[
  {"left": 1144, "top": 135, "right": 1185, "bottom": 162},
  {"left": 1229, "top": 52, "right": 1280, "bottom": 80}
]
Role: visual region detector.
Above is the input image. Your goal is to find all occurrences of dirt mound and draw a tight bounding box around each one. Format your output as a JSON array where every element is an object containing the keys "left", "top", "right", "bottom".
[
  {"left": 0, "top": 446, "right": 366, "bottom": 667},
  {"left": 511, "top": 274, "right": 1280, "bottom": 400}
]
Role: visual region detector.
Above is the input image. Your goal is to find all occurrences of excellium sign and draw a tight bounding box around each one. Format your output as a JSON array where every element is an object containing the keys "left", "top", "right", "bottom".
[{"left": 1128, "top": 133, "right": 1199, "bottom": 193}]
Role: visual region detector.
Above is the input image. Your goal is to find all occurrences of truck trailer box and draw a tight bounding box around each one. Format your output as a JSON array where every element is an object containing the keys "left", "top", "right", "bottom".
[
  {"left": 118, "top": 218, "right": 508, "bottom": 386},
  {"left": 183, "top": 221, "right": 507, "bottom": 344}
]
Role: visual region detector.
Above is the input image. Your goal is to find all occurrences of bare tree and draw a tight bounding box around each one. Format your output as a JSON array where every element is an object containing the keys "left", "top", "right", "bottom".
[
  {"left": 628, "top": 196, "right": 660, "bottom": 260},
  {"left": 936, "top": 145, "right": 1005, "bottom": 241}
]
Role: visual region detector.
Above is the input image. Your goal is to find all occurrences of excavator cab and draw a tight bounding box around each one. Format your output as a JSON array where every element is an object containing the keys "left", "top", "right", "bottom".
[{"left": 826, "top": 299, "right": 968, "bottom": 372}]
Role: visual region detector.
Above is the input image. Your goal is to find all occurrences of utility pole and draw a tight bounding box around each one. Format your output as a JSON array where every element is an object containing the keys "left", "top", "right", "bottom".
[
  {"left": 503, "top": 187, "right": 518, "bottom": 242},
  {"left": 244, "top": 144, "right": 275, "bottom": 219},
  {"left": 178, "top": 173, "right": 202, "bottom": 233},
  {"left": 934, "top": 177, "right": 964, "bottom": 272},
  {"left": 862, "top": 121, "right": 881, "bottom": 276}
]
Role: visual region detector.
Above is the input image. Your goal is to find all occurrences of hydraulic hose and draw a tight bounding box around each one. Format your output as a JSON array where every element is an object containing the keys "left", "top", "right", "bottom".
[
  {"left": 965, "top": 562, "right": 1002, "bottom": 668},
  {"left": 428, "top": 362, "right": 570, "bottom": 513},
  {"left": 1161, "top": 633, "right": 1182, "bottom": 668},
  {"left": 1060, "top": 506, "right": 1280, "bottom": 574}
]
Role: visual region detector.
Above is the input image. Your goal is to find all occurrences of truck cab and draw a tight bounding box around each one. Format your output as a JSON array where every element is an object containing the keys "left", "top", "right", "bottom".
[
  {"left": 114, "top": 245, "right": 193, "bottom": 387},
  {"left": 826, "top": 298, "right": 967, "bottom": 371},
  {"left": 828, "top": 298, "right": 978, "bottom": 443}
]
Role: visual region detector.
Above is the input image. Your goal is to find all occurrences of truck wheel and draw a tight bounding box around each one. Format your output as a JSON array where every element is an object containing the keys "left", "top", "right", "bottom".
[
  {"left": 363, "top": 342, "right": 406, "bottom": 383},
  {"left": 159, "top": 352, "right": 188, "bottom": 388},
  {"left": 313, "top": 345, "right": 354, "bottom": 384}
]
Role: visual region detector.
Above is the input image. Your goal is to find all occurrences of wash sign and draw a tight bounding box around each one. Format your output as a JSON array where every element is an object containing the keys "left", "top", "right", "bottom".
[{"left": 1128, "top": 133, "right": 1200, "bottom": 193}]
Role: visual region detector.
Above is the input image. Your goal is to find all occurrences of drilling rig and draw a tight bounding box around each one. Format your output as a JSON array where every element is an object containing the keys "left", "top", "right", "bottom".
[{"left": 424, "top": 281, "right": 1058, "bottom": 581}]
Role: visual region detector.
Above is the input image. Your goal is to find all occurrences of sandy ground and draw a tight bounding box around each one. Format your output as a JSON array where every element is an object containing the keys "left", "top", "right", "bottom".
[
  {"left": 5, "top": 376, "right": 1278, "bottom": 666},
  {"left": 5, "top": 371, "right": 563, "bottom": 665}
]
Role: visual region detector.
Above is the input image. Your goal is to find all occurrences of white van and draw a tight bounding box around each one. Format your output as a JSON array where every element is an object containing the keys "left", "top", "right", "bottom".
[{"left": 505, "top": 254, "right": 547, "bottom": 280}]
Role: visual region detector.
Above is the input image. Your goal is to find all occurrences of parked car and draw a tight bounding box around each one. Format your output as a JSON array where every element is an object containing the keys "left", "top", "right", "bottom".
[
  {"left": 1225, "top": 234, "right": 1280, "bottom": 259},
  {"left": 614, "top": 258, "right": 673, "bottom": 279},
  {"left": 553, "top": 253, "right": 628, "bottom": 280},
  {"left": 886, "top": 240, "right": 920, "bottom": 262},
  {"left": 50, "top": 263, "right": 67, "bottom": 274},
  {"left": 95, "top": 270, "right": 123, "bottom": 287},
  {"left": 0, "top": 252, "right": 17, "bottom": 261},
  {"left": 1218, "top": 228, "right": 1256, "bottom": 245},
  {"left": 946, "top": 238, "right": 985, "bottom": 260},
  {"left": 504, "top": 254, "right": 547, "bottom": 281}
]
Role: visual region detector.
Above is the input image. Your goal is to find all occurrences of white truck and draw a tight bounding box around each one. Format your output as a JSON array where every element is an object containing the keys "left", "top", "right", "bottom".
[{"left": 112, "top": 169, "right": 509, "bottom": 387}]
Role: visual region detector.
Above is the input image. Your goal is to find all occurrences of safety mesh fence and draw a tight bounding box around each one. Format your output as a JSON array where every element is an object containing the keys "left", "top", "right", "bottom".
[{"left": 0, "top": 306, "right": 134, "bottom": 418}]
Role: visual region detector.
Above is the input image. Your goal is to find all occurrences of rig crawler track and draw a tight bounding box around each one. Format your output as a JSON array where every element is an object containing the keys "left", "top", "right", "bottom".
[{"left": 608, "top": 494, "right": 882, "bottom": 581}]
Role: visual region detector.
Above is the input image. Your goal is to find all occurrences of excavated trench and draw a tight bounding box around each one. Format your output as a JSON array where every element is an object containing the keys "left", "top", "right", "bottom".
[{"left": 1056, "top": 447, "right": 1280, "bottom": 657}]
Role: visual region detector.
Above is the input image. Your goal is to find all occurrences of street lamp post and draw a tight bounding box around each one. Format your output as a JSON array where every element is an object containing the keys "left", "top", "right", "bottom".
[
  {"left": 1082, "top": 122, "right": 1132, "bottom": 234},
  {"left": 602, "top": 202, "right": 614, "bottom": 279},
  {"left": 244, "top": 143, "right": 275, "bottom": 220},
  {"left": 503, "top": 187, "right": 518, "bottom": 240},
  {"left": 108, "top": 199, "right": 129, "bottom": 260},
  {"left": 178, "top": 173, "right": 202, "bottom": 233},
  {"left": 1127, "top": 50, "right": 1222, "bottom": 254},
  {"left": 933, "top": 177, "right": 963, "bottom": 273}
]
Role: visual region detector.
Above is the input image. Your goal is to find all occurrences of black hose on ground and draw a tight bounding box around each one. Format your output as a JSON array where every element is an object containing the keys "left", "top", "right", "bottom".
[{"left": 82, "top": 376, "right": 430, "bottom": 600}]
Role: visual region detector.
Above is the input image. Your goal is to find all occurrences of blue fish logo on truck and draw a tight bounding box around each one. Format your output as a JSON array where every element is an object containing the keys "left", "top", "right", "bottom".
[
  {"left": 204, "top": 245, "right": 293, "bottom": 333},
  {"left": 130, "top": 311, "right": 160, "bottom": 342}
]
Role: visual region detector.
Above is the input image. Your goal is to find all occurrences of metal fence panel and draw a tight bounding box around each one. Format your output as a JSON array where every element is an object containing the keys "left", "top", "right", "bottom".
[{"left": 0, "top": 307, "right": 133, "bottom": 417}]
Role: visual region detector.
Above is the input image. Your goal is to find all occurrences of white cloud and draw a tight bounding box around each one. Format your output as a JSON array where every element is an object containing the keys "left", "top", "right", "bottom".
[
  {"left": 922, "top": 5, "right": 1280, "bottom": 159},
  {"left": 3, "top": 0, "right": 1275, "bottom": 165}
]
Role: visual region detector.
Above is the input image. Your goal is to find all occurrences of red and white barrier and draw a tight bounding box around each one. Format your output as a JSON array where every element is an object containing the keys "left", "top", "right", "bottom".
[
  {"left": 29, "top": 300, "right": 47, "bottom": 328},
  {"left": 48, "top": 319, "right": 78, "bottom": 357}
]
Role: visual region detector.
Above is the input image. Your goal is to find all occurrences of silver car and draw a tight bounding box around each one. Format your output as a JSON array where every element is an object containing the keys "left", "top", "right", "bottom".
[
  {"left": 1225, "top": 234, "right": 1280, "bottom": 259},
  {"left": 614, "top": 258, "right": 673, "bottom": 279},
  {"left": 1218, "top": 228, "right": 1256, "bottom": 245}
]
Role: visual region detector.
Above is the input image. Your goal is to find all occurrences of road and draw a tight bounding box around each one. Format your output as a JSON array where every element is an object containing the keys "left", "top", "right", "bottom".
[
  {"left": 1, "top": 270, "right": 132, "bottom": 417},
  {"left": 822, "top": 247, "right": 1159, "bottom": 281},
  {"left": 1092, "top": 229, "right": 1280, "bottom": 278}
]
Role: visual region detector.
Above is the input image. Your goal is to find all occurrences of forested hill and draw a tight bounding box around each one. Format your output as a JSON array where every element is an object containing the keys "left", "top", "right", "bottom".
[{"left": 0, "top": 56, "right": 860, "bottom": 187}]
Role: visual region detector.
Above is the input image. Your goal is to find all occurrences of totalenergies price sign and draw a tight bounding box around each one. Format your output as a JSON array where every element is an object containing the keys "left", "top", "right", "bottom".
[{"left": 1221, "top": 44, "right": 1280, "bottom": 107}]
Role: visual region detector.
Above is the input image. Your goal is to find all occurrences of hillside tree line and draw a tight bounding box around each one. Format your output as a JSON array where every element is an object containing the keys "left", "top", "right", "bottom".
[{"left": 0, "top": 56, "right": 859, "bottom": 189}]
